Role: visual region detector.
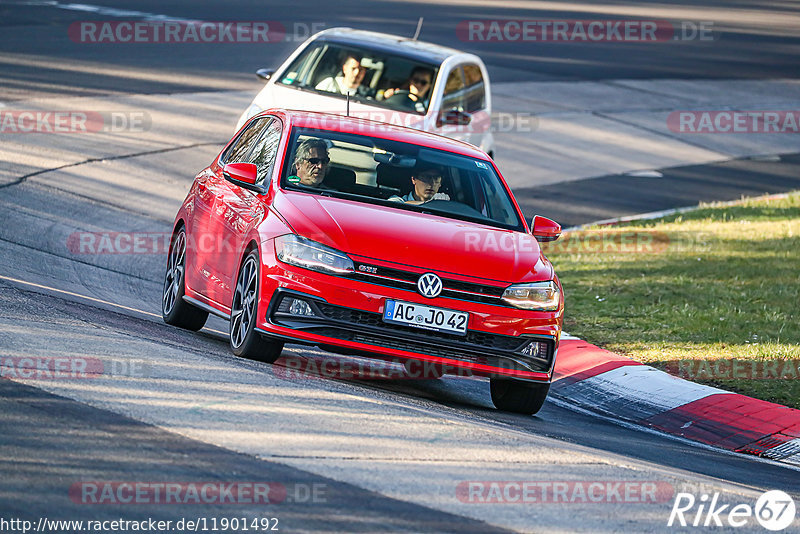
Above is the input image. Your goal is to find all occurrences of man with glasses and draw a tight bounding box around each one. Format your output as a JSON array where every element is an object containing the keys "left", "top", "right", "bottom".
[
  {"left": 383, "top": 67, "right": 434, "bottom": 113},
  {"left": 292, "top": 138, "right": 331, "bottom": 188}
]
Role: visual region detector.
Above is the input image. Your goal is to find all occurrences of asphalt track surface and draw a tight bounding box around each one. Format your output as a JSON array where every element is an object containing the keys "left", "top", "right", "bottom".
[{"left": 1, "top": 1, "right": 800, "bottom": 532}]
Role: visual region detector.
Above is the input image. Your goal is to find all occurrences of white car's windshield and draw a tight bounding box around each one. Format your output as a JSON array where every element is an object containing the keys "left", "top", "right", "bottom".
[
  {"left": 281, "top": 127, "right": 525, "bottom": 231},
  {"left": 277, "top": 42, "right": 439, "bottom": 115}
]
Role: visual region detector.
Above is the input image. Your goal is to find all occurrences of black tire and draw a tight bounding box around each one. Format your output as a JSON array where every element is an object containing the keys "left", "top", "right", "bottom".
[
  {"left": 162, "top": 227, "right": 208, "bottom": 331},
  {"left": 230, "top": 249, "right": 284, "bottom": 362},
  {"left": 490, "top": 378, "right": 550, "bottom": 415}
]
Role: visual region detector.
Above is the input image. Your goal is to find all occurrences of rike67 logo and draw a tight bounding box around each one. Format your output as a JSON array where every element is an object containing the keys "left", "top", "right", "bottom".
[{"left": 668, "top": 490, "right": 796, "bottom": 531}]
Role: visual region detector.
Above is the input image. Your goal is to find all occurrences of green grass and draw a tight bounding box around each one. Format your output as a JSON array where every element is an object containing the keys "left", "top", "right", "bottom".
[{"left": 544, "top": 192, "right": 800, "bottom": 408}]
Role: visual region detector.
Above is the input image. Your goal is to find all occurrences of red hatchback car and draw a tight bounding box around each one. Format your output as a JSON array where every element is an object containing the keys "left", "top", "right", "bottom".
[{"left": 163, "top": 109, "right": 563, "bottom": 414}]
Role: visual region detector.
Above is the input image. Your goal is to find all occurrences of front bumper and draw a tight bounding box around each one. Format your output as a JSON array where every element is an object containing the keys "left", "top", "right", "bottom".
[{"left": 256, "top": 252, "right": 561, "bottom": 381}]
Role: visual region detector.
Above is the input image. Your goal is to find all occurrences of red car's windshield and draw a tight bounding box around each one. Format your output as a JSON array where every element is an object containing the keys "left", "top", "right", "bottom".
[{"left": 281, "top": 127, "right": 525, "bottom": 232}]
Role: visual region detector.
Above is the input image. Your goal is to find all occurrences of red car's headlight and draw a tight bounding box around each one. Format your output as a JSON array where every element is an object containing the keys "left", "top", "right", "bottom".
[
  {"left": 502, "top": 281, "right": 560, "bottom": 311},
  {"left": 274, "top": 234, "right": 354, "bottom": 275}
]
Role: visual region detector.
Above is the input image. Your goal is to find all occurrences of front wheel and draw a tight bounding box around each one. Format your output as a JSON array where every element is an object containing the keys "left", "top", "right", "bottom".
[
  {"left": 230, "top": 249, "right": 283, "bottom": 362},
  {"left": 162, "top": 227, "right": 208, "bottom": 331},
  {"left": 490, "top": 378, "right": 550, "bottom": 415}
]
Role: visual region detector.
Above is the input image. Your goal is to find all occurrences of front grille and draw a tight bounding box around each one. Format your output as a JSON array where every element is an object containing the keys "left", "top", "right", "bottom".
[
  {"left": 315, "top": 302, "right": 524, "bottom": 351},
  {"left": 270, "top": 292, "right": 554, "bottom": 373},
  {"left": 352, "top": 263, "right": 507, "bottom": 306}
]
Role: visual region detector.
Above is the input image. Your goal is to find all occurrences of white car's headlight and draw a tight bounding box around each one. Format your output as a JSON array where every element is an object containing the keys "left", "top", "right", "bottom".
[
  {"left": 274, "top": 235, "right": 354, "bottom": 275},
  {"left": 502, "top": 281, "right": 560, "bottom": 311}
]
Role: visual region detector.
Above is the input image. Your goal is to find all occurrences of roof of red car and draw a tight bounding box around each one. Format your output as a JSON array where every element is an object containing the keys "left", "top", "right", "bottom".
[{"left": 266, "top": 109, "right": 491, "bottom": 161}]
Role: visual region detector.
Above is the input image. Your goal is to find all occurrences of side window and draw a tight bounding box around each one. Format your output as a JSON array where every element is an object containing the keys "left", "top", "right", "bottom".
[
  {"left": 441, "top": 67, "right": 465, "bottom": 112},
  {"left": 462, "top": 64, "right": 486, "bottom": 113},
  {"left": 250, "top": 120, "right": 283, "bottom": 184},
  {"left": 278, "top": 44, "right": 326, "bottom": 87},
  {"left": 222, "top": 118, "right": 272, "bottom": 165}
]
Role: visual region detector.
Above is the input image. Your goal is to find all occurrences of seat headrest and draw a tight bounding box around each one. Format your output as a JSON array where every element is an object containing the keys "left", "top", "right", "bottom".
[
  {"left": 376, "top": 163, "right": 412, "bottom": 193},
  {"left": 325, "top": 166, "right": 356, "bottom": 190}
]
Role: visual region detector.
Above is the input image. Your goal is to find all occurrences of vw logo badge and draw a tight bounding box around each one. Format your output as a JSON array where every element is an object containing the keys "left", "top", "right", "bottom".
[{"left": 417, "top": 273, "right": 443, "bottom": 298}]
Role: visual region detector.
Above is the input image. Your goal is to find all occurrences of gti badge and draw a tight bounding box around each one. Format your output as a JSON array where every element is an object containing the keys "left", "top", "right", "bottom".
[{"left": 417, "top": 273, "right": 443, "bottom": 298}]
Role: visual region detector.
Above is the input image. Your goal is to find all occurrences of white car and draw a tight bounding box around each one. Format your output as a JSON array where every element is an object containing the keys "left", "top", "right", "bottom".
[{"left": 236, "top": 28, "right": 495, "bottom": 157}]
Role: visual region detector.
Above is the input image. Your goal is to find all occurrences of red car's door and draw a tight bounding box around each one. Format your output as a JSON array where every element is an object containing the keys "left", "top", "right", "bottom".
[
  {"left": 211, "top": 117, "right": 284, "bottom": 308},
  {"left": 187, "top": 117, "right": 272, "bottom": 306},
  {"left": 185, "top": 167, "right": 222, "bottom": 301}
]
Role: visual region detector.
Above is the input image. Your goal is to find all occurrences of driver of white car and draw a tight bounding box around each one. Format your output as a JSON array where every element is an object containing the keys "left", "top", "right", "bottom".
[{"left": 382, "top": 67, "right": 434, "bottom": 113}]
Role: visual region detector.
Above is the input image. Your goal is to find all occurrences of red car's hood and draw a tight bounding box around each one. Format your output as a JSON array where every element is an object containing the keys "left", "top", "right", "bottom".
[{"left": 273, "top": 192, "right": 552, "bottom": 283}]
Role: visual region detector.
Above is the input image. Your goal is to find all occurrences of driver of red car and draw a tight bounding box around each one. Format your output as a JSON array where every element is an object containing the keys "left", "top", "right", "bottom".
[{"left": 291, "top": 138, "right": 331, "bottom": 188}]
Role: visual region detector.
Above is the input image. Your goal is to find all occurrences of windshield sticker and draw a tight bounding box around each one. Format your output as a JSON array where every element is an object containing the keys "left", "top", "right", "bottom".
[
  {"left": 287, "top": 175, "right": 301, "bottom": 183},
  {"left": 475, "top": 161, "right": 489, "bottom": 169}
]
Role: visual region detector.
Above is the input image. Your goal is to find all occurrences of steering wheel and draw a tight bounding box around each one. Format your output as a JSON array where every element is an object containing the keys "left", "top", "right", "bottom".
[
  {"left": 383, "top": 90, "right": 416, "bottom": 110},
  {"left": 420, "top": 200, "right": 486, "bottom": 219}
]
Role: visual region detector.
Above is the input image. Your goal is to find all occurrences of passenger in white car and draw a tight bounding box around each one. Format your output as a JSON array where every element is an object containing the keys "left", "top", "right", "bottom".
[{"left": 315, "top": 54, "right": 372, "bottom": 97}]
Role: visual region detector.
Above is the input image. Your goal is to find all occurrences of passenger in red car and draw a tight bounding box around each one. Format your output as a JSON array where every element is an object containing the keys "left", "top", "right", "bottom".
[
  {"left": 391, "top": 165, "right": 450, "bottom": 204},
  {"left": 293, "top": 138, "right": 331, "bottom": 187}
]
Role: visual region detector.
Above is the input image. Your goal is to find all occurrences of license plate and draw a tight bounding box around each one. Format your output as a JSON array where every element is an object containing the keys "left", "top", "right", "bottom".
[{"left": 383, "top": 300, "right": 469, "bottom": 335}]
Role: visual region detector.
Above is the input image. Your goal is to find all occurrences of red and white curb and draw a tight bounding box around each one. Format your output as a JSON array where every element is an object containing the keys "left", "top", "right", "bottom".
[{"left": 551, "top": 336, "right": 800, "bottom": 465}]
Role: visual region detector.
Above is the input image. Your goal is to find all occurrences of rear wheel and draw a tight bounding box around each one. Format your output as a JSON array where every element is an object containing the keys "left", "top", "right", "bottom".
[
  {"left": 230, "top": 249, "right": 283, "bottom": 362},
  {"left": 490, "top": 378, "right": 550, "bottom": 415},
  {"left": 162, "top": 227, "right": 208, "bottom": 331}
]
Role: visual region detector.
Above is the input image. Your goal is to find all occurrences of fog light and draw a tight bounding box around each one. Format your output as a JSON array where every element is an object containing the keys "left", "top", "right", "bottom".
[
  {"left": 288, "top": 298, "right": 315, "bottom": 316},
  {"left": 519, "top": 341, "right": 549, "bottom": 360}
]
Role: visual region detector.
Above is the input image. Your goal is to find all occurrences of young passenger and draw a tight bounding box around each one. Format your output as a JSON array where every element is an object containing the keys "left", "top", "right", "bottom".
[{"left": 390, "top": 165, "right": 450, "bottom": 204}]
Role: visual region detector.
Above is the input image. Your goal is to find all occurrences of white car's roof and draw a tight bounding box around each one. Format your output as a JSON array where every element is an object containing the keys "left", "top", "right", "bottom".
[{"left": 314, "top": 27, "right": 476, "bottom": 65}]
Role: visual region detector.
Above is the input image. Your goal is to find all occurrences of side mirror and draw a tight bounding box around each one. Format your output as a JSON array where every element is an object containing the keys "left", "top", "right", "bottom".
[
  {"left": 223, "top": 162, "right": 265, "bottom": 194},
  {"left": 256, "top": 68, "right": 276, "bottom": 81},
  {"left": 531, "top": 216, "right": 561, "bottom": 242},
  {"left": 436, "top": 110, "right": 472, "bottom": 127}
]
